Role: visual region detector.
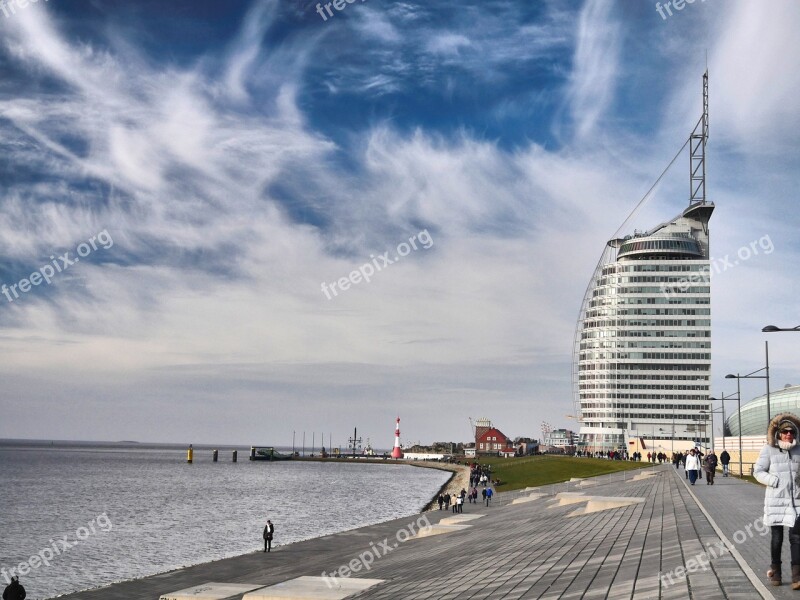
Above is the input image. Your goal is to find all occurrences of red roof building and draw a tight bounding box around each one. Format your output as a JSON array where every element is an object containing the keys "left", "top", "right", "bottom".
[{"left": 476, "top": 427, "right": 514, "bottom": 456}]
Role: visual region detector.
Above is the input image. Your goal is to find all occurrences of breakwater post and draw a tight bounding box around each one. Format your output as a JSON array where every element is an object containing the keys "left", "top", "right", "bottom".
[
  {"left": 212, "top": 449, "right": 218, "bottom": 462},
  {"left": 187, "top": 444, "right": 193, "bottom": 464},
  {"left": 232, "top": 450, "right": 238, "bottom": 462}
]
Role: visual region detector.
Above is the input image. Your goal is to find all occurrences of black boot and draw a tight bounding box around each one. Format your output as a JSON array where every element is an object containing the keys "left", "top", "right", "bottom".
[
  {"left": 792, "top": 565, "right": 800, "bottom": 590},
  {"left": 768, "top": 564, "right": 782, "bottom": 586}
]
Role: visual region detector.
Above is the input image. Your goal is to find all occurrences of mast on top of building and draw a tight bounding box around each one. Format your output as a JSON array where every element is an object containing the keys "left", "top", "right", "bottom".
[{"left": 689, "top": 70, "right": 709, "bottom": 206}]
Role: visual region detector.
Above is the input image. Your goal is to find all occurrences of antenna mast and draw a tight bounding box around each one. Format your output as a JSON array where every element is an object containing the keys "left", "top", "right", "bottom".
[{"left": 689, "top": 70, "right": 709, "bottom": 205}]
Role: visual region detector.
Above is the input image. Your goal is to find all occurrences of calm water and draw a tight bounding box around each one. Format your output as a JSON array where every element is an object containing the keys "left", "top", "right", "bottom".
[{"left": 0, "top": 442, "right": 449, "bottom": 599}]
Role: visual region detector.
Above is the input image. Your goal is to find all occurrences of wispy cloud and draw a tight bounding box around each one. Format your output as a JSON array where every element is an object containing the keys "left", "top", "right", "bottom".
[
  {"left": 566, "top": 0, "right": 621, "bottom": 140},
  {"left": 0, "top": 1, "right": 798, "bottom": 444}
]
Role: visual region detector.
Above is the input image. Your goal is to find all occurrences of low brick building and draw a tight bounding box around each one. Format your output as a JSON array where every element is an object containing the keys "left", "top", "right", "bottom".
[{"left": 476, "top": 427, "right": 514, "bottom": 456}]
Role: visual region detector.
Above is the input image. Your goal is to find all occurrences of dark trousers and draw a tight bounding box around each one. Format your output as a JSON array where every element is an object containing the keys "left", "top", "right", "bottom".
[
  {"left": 705, "top": 469, "right": 715, "bottom": 483},
  {"left": 688, "top": 470, "right": 698, "bottom": 484},
  {"left": 771, "top": 521, "right": 800, "bottom": 566},
  {"left": 264, "top": 537, "right": 272, "bottom": 552}
]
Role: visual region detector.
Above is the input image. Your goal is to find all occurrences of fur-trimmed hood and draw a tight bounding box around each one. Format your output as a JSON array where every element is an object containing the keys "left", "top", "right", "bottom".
[{"left": 767, "top": 413, "right": 800, "bottom": 448}]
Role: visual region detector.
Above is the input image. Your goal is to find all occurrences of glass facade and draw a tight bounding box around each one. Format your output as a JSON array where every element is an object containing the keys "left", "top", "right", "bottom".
[
  {"left": 574, "top": 203, "right": 715, "bottom": 452},
  {"left": 725, "top": 385, "right": 800, "bottom": 436}
]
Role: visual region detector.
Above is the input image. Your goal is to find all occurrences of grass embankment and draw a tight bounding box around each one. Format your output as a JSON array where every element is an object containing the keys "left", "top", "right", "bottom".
[{"left": 489, "top": 455, "right": 654, "bottom": 492}]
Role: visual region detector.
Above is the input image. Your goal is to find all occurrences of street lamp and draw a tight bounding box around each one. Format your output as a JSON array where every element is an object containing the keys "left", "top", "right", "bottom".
[
  {"left": 710, "top": 392, "right": 743, "bottom": 478},
  {"left": 690, "top": 414, "right": 709, "bottom": 451},
  {"left": 699, "top": 407, "right": 723, "bottom": 452},
  {"left": 726, "top": 342, "right": 771, "bottom": 424},
  {"left": 763, "top": 325, "right": 800, "bottom": 332}
]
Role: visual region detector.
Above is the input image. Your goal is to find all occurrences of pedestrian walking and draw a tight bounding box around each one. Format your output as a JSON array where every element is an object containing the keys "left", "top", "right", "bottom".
[
  {"left": 263, "top": 519, "right": 274, "bottom": 552},
  {"left": 437, "top": 494, "right": 444, "bottom": 510},
  {"left": 456, "top": 494, "right": 463, "bottom": 513},
  {"left": 704, "top": 450, "right": 718, "bottom": 485},
  {"left": 2, "top": 576, "right": 26, "bottom": 600},
  {"left": 685, "top": 448, "right": 701, "bottom": 485},
  {"left": 754, "top": 413, "right": 800, "bottom": 588},
  {"left": 720, "top": 449, "right": 731, "bottom": 477},
  {"left": 485, "top": 487, "right": 493, "bottom": 506}
]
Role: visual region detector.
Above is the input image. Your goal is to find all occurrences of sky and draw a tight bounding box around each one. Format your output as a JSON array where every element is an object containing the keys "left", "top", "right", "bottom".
[{"left": 0, "top": 0, "right": 798, "bottom": 448}]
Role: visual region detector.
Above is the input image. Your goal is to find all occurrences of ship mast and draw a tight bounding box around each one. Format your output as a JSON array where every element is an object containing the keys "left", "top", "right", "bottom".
[{"left": 689, "top": 70, "right": 709, "bottom": 206}]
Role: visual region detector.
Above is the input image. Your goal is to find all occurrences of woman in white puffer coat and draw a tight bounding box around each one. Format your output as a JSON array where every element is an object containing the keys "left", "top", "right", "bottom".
[
  {"left": 754, "top": 413, "right": 800, "bottom": 588},
  {"left": 685, "top": 448, "right": 701, "bottom": 485}
]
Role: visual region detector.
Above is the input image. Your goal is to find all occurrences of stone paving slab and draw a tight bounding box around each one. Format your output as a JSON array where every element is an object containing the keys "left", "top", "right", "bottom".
[
  {"left": 666, "top": 463, "right": 796, "bottom": 599},
  {"left": 56, "top": 464, "right": 769, "bottom": 600},
  {"left": 159, "top": 583, "right": 264, "bottom": 600},
  {"left": 242, "top": 576, "right": 384, "bottom": 600}
]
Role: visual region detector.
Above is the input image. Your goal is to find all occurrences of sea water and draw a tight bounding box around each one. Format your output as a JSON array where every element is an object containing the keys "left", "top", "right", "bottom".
[{"left": 0, "top": 442, "right": 448, "bottom": 599}]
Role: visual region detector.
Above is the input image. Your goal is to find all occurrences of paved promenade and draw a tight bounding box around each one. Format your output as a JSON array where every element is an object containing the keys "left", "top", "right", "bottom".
[{"left": 56, "top": 463, "right": 788, "bottom": 600}]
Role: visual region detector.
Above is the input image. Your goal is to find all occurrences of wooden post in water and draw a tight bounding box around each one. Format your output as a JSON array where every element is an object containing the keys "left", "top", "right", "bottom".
[
  {"left": 212, "top": 449, "right": 218, "bottom": 462},
  {"left": 232, "top": 450, "right": 238, "bottom": 462},
  {"left": 187, "top": 444, "right": 193, "bottom": 464}
]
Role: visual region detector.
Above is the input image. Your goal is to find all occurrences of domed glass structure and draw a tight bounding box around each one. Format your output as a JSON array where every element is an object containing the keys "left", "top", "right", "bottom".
[{"left": 725, "top": 385, "right": 800, "bottom": 436}]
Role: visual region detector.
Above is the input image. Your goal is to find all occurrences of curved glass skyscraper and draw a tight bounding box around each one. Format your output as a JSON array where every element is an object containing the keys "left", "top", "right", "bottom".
[
  {"left": 573, "top": 73, "right": 714, "bottom": 454},
  {"left": 573, "top": 203, "right": 714, "bottom": 452}
]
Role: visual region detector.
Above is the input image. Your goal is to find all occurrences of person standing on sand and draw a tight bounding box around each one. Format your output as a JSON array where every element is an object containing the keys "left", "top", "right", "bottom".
[
  {"left": 3, "top": 576, "right": 26, "bottom": 600},
  {"left": 263, "top": 519, "right": 274, "bottom": 552}
]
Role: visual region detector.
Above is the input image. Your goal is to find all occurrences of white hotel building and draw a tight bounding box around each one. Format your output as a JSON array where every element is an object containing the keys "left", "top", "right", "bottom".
[{"left": 573, "top": 202, "right": 714, "bottom": 453}]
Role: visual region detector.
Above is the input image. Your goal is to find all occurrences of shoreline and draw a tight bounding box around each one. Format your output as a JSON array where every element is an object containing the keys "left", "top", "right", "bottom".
[
  {"left": 45, "top": 459, "right": 454, "bottom": 600},
  {"left": 406, "top": 461, "right": 471, "bottom": 511}
]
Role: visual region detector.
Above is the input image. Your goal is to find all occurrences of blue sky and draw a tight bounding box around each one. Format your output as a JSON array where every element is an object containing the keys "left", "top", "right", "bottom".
[{"left": 0, "top": 0, "right": 798, "bottom": 447}]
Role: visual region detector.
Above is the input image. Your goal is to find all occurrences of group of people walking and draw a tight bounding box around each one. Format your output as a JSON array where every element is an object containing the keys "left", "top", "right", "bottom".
[
  {"left": 672, "top": 447, "right": 733, "bottom": 485},
  {"left": 437, "top": 485, "right": 494, "bottom": 511},
  {"left": 680, "top": 448, "right": 718, "bottom": 485},
  {"left": 470, "top": 464, "right": 493, "bottom": 488}
]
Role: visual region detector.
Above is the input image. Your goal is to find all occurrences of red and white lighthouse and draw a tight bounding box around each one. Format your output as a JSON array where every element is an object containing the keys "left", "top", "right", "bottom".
[{"left": 391, "top": 417, "right": 403, "bottom": 459}]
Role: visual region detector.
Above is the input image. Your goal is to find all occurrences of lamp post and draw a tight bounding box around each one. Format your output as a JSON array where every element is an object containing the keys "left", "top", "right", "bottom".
[
  {"left": 763, "top": 325, "right": 800, "bottom": 332},
  {"left": 671, "top": 406, "right": 675, "bottom": 455},
  {"left": 726, "top": 345, "right": 771, "bottom": 425},
  {"left": 699, "top": 407, "right": 723, "bottom": 452},
  {"left": 710, "top": 392, "right": 741, "bottom": 478},
  {"left": 722, "top": 382, "right": 747, "bottom": 477}
]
